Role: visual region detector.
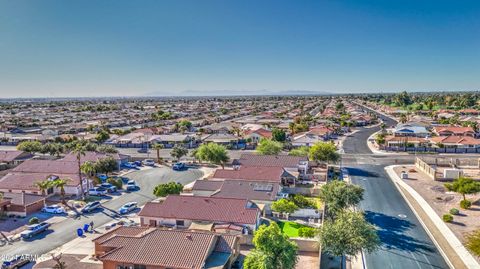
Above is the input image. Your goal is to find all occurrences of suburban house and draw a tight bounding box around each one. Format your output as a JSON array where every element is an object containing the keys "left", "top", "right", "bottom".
[
  {"left": 291, "top": 132, "right": 325, "bottom": 147},
  {"left": 233, "top": 153, "right": 309, "bottom": 174},
  {"left": 201, "top": 133, "right": 242, "bottom": 148},
  {"left": 0, "top": 152, "right": 122, "bottom": 198},
  {"left": 149, "top": 133, "right": 196, "bottom": 148},
  {"left": 243, "top": 128, "right": 272, "bottom": 143},
  {"left": 139, "top": 195, "right": 261, "bottom": 234},
  {"left": 430, "top": 136, "right": 480, "bottom": 148},
  {"left": 191, "top": 179, "right": 281, "bottom": 215},
  {"left": 433, "top": 126, "right": 476, "bottom": 137},
  {"left": 0, "top": 150, "right": 33, "bottom": 170},
  {"left": 0, "top": 192, "right": 45, "bottom": 216},
  {"left": 393, "top": 124, "right": 430, "bottom": 137},
  {"left": 384, "top": 136, "right": 430, "bottom": 147},
  {"left": 93, "top": 226, "right": 240, "bottom": 269}
]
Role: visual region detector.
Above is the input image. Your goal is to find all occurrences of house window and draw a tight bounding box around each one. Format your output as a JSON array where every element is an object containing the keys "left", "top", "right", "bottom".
[
  {"left": 149, "top": 219, "right": 156, "bottom": 227},
  {"left": 133, "top": 265, "right": 146, "bottom": 269},
  {"left": 176, "top": 220, "right": 185, "bottom": 226}
]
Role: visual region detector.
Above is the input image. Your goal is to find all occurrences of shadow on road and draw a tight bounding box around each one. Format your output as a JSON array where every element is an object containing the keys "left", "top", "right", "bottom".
[
  {"left": 346, "top": 167, "right": 379, "bottom": 178},
  {"left": 365, "top": 211, "right": 435, "bottom": 254}
]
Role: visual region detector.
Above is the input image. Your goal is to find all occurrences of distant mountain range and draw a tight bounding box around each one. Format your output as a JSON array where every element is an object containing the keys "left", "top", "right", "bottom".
[{"left": 144, "top": 89, "right": 333, "bottom": 97}]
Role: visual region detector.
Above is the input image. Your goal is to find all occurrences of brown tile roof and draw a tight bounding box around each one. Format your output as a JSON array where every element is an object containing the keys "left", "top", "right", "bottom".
[
  {"left": 61, "top": 151, "right": 122, "bottom": 163},
  {"left": 433, "top": 126, "right": 475, "bottom": 135},
  {"left": 33, "top": 254, "right": 102, "bottom": 269},
  {"left": 0, "top": 172, "right": 81, "bottom": 191},
  {"left": 212, "top": 167, "right": 283, "bottom": 182},
  {"left": 13, "top": 159, "right": 79, "bottom": 174},
  {"left": 93, "top": 226, "right": 153, "bottom": 244},
  {"left": 212, "top": 180, "right": 279, "bottom": 201},
  {"left": 2, "top": 192, "right": 44, "bottom": 206},
  {"left": 0, "top": 150, "right": 29, "bottom": 162},
  {"left": 139, "top": 195, "right": 259, "bottom": 225},
  {"left": 234, "top": 153, "right": 306, "bottom": 168},
  {"left": 430, "top": 136, "right": 480, "bottom": 145},
  {"left": 98, "top": 228, "right": 237, "bottom": 269},
  {"left": 192, "top": 180, "right": 224, "bottom": 191}
]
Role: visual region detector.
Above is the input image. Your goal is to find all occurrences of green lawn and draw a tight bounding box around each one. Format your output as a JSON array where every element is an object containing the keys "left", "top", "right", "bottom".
[{"left": 277, "top": 221, "right": 308, "bottom": 237}]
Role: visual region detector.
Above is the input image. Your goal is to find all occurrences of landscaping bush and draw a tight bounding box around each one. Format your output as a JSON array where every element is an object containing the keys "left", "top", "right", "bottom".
[
  {"left": 449, "top": 208, "right": 460, "bottom": 215},
  {"left": 29, "top": 217, "right": 39, "bottom": 225},
  {"left": 107, "top": 177, "right": 123, "bottom": 189},
  {"left": 442, "top": 214, "right": 453, "bottom": 223},
  {"left": 460, "top": 199, "right": 472, "bottom": 209},
  {"left": 298, "top": 227, "right": 317, "bottom": 238},
  {"left": 290, "top": 195, "right": 316, "bottom": 208}
]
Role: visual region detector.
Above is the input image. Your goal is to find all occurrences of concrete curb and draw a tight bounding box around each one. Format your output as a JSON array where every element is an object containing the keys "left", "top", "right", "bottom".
[{"left": 385, "top": 165, "right": 479, "bottom": 269}]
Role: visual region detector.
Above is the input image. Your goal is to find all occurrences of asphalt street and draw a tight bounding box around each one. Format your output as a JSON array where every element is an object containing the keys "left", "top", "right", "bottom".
[
  {"left": 342, "top": 114, "right": 450, "bottom": 268},
  {"left": 0, "top": 166, "right": 203, "bottom": 257}
]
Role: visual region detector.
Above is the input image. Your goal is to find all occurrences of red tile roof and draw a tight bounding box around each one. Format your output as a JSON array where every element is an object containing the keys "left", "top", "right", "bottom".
[
  {"left": 433, "top": 126, "right": 475, "bottom": 135},
  {"left": 430, "top": 136, "right": 480, "bottom": 145},
  {"left": 212, "top": 167, "right": 283, "bottom": 182},
  {"left": 139, "top": 195, "right": 259, "bottom": 225},
  {"left": 97, "top": 228, "right": 237, "bottom": 269},
  {"left": 234, "top": 153, "right": 306, "bottom": 168}
]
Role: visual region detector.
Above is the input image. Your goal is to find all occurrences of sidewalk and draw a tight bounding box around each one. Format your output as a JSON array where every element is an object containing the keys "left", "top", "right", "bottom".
[{"left": 385, "top": 165, "right": 479, "bottom": 269}]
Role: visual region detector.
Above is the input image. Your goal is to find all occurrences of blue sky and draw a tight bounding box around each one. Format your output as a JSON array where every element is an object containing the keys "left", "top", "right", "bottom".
[{"left": 0, "top": 0, "right": 479, "bottom": 97}]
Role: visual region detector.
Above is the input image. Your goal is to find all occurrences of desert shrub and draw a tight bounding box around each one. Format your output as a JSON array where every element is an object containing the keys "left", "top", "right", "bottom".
[
  {"left": 460, "top": 200, "right": 472, "bottom": 209},
  {"left": 466, "top": 229, "right": 480, "bottom": 256},
  {"left": 442, "top": 214, "right": 453, "bottom": 223},
  {"left": 107, "top": 177, "right": 123, "bottom": 189},
  {"left": 29, "top": 217, "right": 39, "bottom": 225},
  {"left": 449, "top": 208, "right": 459, "bottom": 215},
  {"left": 298, "top": 227, "right": 317, "bottom": 238}
]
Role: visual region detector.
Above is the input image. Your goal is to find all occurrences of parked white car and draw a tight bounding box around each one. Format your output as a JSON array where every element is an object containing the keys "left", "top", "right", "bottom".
[
  {"left": 41, "top": 205, "right": 65, "bottom": 214},
  {"left": 88, "top": 187, "right": 108, "bottom": 196},
  {"left": 142, "top": 159, "right": 156, "bottom": 166}
]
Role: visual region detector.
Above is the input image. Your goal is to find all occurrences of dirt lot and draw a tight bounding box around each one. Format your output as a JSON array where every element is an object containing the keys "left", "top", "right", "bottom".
[{"left": 394, "top": 165, "right": 480, "bottom": 244}]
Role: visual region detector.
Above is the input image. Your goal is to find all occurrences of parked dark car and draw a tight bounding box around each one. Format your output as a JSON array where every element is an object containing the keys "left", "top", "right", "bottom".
[
  {"left": 172, "top": 162, "right": 186, "bottom": 171},
  {"left": 20, "top": 222, "right": 50, "bottom": 239}
]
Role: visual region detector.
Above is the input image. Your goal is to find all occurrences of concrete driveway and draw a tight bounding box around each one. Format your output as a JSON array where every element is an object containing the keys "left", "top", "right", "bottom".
[{"left": 0, "top": 166, "right": 204, "bottom": 258}]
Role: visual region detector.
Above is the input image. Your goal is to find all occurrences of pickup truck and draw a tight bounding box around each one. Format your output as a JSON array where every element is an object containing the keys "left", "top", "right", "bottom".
[{"left": 20, "top": 222, "right": 51, "bottom": 239}]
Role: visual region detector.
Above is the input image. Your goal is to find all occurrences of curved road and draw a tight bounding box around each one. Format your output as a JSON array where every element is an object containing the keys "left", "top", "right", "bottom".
[
  {"left": 342, "top": 114, "right": 449, "bottom": 268},
  {"left": 0, "top": 166, "right": 203, "bottom": 258}
]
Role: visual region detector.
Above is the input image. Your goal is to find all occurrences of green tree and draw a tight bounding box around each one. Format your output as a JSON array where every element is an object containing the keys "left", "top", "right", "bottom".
[
  {"left": 288, "top": 146, "right": 310, "bottom": 157},
  {"left": 271, "top": 199, "right": 298, "bottom": 214},
  {"left": 170, "top": 145, "right": 188, "bottom": 161},
  {"left": 194, "top": 143, "right": 229, "bottom": 169},
  {"left": 244, "top": 223, "right": 298, "bottom": 269},
  {"left": 319, "top": 211, "right": 380, "bottom": 264},
  {"left": 319, "top": 181, "right": 364, "bottom": 217},
  {"left": 96, "top": 130, "right": 110, "bottom": 143},
  {"left": 152, "top": 143, "right": 164, "bottom": 164},
  {"left": 445, "top": 176, "right": 480, "bottom": 208},
  {"left": 17, "top": 141, "right": 43, "bottom": 154},
  {"left": 256, "top": 139, "right": 283, "bottom": 155},
  {"left": 97, "top": 144, "right": 118, "bottom": 154},
  {"left": 153, "top": 182, "right": 183, "bottom": 197},
  {"left": 95, "top": 157, "right": 118, "bottom": 176},
  {"left": 309, "top": 142, "right": 340, "bottom": 163},
  {"left": 271, "top": 128, "right": 286, "bottom": 142}
]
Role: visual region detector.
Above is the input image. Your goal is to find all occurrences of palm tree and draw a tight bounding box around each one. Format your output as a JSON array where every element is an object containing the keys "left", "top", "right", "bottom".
[
  {"left": 152, "top": 143, "right": 164, "bottom": 164},
  {"left": 52, "top": 179, "right": 69, "bottom": 204},
  {"left": 72, "top": 143, "right": 87, "bottom": 200},
  {"left": 81, "top": 161, "right": 96, "bottom": 191},
  {"left": 34, "top": 180, "right": 52, "bottom": 206},
  {"left": 35, "top": 180, "right": 52, "bottom": 197}
]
